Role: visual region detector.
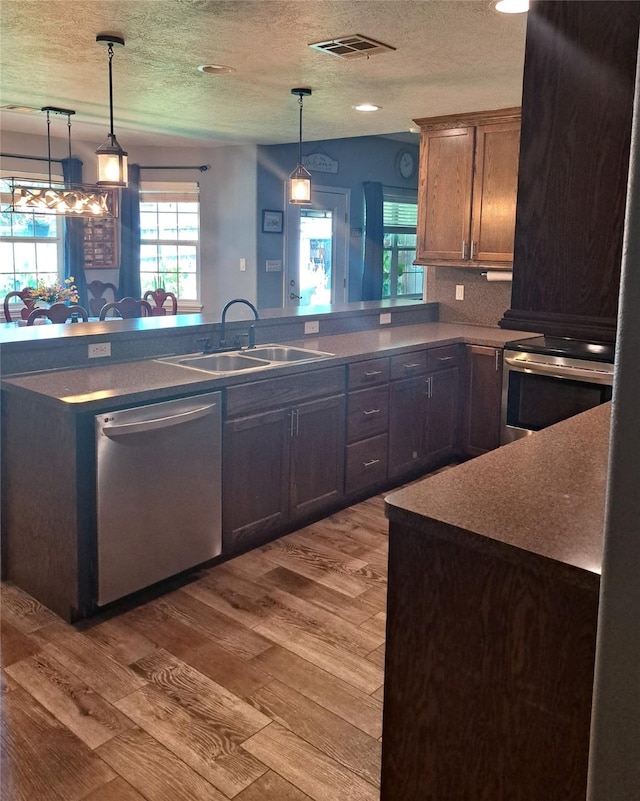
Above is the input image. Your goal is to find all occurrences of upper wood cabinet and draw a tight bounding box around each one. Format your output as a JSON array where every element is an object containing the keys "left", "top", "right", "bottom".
[{"left": 414, "top": 108, "right": 521, "bottom": 268}]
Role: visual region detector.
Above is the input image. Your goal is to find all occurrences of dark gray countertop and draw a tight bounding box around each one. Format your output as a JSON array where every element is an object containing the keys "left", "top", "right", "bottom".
[
  {"left": 385, "top": 403, "right": 611, "bottom": 586},
  {"left": 1, "top": 322, "right": 537, "bottom": 412}
]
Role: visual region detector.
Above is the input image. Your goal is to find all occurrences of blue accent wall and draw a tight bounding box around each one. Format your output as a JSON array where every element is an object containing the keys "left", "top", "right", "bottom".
[{"left": 256, "top": 135, "right": 419, "bottom": 308}]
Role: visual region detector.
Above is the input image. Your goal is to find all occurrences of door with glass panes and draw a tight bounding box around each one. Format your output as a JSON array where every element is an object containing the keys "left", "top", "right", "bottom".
[{"left": 285, "top": 187, "right": 349, "bottom": 306}]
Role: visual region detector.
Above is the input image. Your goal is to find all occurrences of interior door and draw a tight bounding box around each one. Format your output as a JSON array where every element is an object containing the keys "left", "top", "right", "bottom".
[{"left": 285, "top": 186, "right": 349, "bottom": 306}]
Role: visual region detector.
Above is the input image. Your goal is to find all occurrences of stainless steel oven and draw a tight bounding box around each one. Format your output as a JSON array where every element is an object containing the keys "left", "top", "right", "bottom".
[{"left": 501, "top": 336, "right": 614, "bottom": 444}]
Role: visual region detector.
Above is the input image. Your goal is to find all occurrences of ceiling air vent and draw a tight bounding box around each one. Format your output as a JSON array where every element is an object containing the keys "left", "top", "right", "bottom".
[{"left": 309, "top": 34, "right": 396, "bottom": 59}]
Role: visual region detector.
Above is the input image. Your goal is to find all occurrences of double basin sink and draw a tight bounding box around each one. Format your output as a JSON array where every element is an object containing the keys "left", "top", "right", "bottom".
[{"left": 157, "top": 344, "right": 335, "bottom": 375}]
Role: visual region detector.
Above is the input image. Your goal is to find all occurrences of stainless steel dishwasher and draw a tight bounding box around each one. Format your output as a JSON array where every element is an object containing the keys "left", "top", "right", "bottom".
[{"left": 95, "top": 392, "right": 222, "bottom": 606}]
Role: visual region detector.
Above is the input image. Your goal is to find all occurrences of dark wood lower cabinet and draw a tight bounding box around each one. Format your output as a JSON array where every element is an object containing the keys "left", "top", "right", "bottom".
[
  {"left": 222, "top": 407, "right": 290, "bottom": 553},
  {"left": 222, "top": 394, "right": 345, "bottom": 553},
  {"left": 462, "top": 344, "right": 503, "bottom": 457},
  {"left": 290, "top": 394, "right": 345, "bottom": 519},
  {"left": 388, "top": 375, "right": 427, "bottom": 478},
  {"left": 388, "top": 365, "right": 460, "bottom": 478},
  {"left": 425, "top": 367, "right": 459, "bottom": 464}
]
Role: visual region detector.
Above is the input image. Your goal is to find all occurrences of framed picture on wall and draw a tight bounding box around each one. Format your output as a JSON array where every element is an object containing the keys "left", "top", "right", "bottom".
[
  {"left": 262, "top": 209, "right": 283, "bottom": 234},
  {"left": 83, "top": 216, "right": 119, "bottom": 268}
]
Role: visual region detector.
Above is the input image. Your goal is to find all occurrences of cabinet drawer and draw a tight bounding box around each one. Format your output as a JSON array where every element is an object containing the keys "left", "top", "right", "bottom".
[
  {"left": 426, "top": 344, "right": 460, "bottom": 372},
  {"left": 347, "top": 386, "right": 389, "bottom": 444},
  {"left": 348, "top": 357, "right": 390, "bottom": 390},
  {"left": 345, "top": 434, "right": 388, "bottom": 495},
  {"left": 226, "top": 366, "right": 345, "bottom": 417},
  {"left": 390, "top": 350, "right": 427, "bottom": 380}
]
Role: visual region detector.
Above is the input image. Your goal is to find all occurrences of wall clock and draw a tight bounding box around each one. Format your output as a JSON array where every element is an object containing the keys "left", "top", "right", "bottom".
[{"left": 396, "top": 149, "right": 416, "bottom": 179}]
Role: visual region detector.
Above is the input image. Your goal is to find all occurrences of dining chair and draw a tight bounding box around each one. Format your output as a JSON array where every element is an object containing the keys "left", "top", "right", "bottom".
[
  {"left": 143, "top": 288, "right": 178, "bottom": 316},
  {"left": 99, "top": 297, "right": 153, "bottom": 320},
  {"left": 86, "top": 280, "right": 119, "bottom": 317},
  {"left": 3, "top": 288, "right": 40, "bottom": 322},
  {"left": 27, "top": 303, "right": 89, "bottom": 325}
]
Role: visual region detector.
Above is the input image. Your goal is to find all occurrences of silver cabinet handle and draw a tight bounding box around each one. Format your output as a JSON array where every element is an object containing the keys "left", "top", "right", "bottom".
[
  {"left": 101, "top": 404, "right": 215, "bottom": 437},
  {"left": 495, "top": 349, "right": 502, "bottom": 371},
  {"left": 425, "top": 376, "right": 433, "bottom": 398},
  {"left": 363, "top": 459, "right": 380, "bottom": 468},
  {"left": 470, "top": 240, "right": 476, "bottom": 260},
  {"left": 364, "top": 370, "right": 382, "bottom": 377},
  {"left": 462, "top": 240, "right": 467, "bottom": 259},
  {"left": 403, "top": 362, "right": 422, "bottom": 370},
  {"left": 362, "top": 408, "right": 381, "bottom": 416},
  {"left": 290, "top": 409, "right": 300, "bottom": 436},
  {"left": 437, "top": 356, "right": 454, "bottom": 362}
]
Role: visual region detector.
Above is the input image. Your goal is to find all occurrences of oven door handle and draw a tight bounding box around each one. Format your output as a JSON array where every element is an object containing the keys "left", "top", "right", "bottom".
[{"left": 504, "top": 355, "right": 613, "bottom": 385}]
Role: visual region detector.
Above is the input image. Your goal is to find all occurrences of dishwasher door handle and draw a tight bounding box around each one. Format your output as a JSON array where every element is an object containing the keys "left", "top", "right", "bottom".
[{"left": 101, "top": 403, "right": 216, "bottom": 437}]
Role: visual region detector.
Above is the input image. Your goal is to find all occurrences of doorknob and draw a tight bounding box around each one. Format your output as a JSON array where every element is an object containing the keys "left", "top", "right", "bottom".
[{"left": 289, "top": 292, "right": 301, "bottom": 300}]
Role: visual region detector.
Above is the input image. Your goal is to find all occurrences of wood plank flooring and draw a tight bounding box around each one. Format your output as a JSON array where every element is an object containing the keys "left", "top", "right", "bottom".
[{"left": 1, "top": 494, "right": 389, "bottom": 801}]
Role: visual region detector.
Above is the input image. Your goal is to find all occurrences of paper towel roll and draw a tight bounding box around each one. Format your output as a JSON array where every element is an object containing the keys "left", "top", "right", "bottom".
[{"left": 484, "top": 271, "right": 513, "bottom": 282}]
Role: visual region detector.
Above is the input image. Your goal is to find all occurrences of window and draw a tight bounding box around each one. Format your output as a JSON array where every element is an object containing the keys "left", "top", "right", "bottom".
[
  {"left": 0, "top": 177, "right": 63, "bottom": 295},
  {"left": 382, "top": 189, "right": 422, "bottom": 298},
  {"left": 139, "top": 182, "right": 200, "bottom": 301}
]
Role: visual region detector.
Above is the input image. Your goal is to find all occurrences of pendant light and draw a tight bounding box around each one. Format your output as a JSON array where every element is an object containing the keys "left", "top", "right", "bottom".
[
  {"left": 8, "top": 107, "right": 118, "bottom": 217},
  {"left": 95, "top": 34, "right": 128, "bottom": 187},
  {"left": 289, "top": 88, "right": 312, "bottom": 205}
]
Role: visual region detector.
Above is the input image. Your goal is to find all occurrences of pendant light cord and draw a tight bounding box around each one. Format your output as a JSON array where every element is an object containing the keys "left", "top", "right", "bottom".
[
  {"left": 107, "top": 42, "right": 115, "bottom": 142},
  {"left": 46, "top": 110, "right": 52, "bottom": 186},
  {"left": 298, "top": 92, "right": 303, "bottom": 165},
  {"left": 66, "top": 112, "right": 72, "bottom": 162}
]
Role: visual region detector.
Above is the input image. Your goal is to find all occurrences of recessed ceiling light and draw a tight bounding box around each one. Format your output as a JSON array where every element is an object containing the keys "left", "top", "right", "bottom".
[
  {"left": 0, "top": 105, "right": 41, "bottom": 113},
  {"left": 353, "top": 103, "right": 382, "bottom": 112},
  {"left": 495, "top": 0, "right": 529, "bottom": 13},
  {"left": 197, "top": 64, "right": 236, "bottom": 75}
]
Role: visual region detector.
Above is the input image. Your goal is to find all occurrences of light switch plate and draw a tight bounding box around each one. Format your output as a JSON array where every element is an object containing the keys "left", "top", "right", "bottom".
[
  {"left": 304, "top": 320, "right": 320, "bottom": 335},
  {"left": 380, "top": 312, "right": 392, "bottom": 325},
  {"left": 455, "top": 284, "right": 465, "bottom": 301}
]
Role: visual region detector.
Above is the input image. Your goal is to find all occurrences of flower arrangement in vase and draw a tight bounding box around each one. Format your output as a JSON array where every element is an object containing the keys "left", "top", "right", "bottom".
[{"left": 29, "top": 276, "right": 79, "bottom": 305}]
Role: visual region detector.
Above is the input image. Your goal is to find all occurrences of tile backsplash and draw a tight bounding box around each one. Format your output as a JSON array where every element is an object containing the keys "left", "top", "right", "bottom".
[{"left": 424, "top": 266, "right": 512, "bottom": 327}]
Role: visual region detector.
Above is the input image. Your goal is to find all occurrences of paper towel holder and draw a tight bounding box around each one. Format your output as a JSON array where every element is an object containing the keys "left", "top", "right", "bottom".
[{"left": 480, "top": 270, "right": 513, "bottom": 282}]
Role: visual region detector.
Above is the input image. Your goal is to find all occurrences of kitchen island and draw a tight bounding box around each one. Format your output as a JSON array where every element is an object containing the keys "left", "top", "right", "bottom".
[{"left": 380, "top": 403, "right": 610, "bottom": 801}]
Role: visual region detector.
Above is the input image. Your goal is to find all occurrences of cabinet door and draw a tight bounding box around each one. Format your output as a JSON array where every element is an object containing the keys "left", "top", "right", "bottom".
[
  {"left": 417, "top": 127, "right": 474, "bottom": 261},
  {"left": 290, "top": 394, "right": 345, "bottom": 520},
  {"left": 388, "top": 376, "right": 427, "bottom": 478},
  {"left": 222, "top": 407, "right": 290, "bottom": 553},
  {"left": 462, "top": 345, "right": 503, "bottom": 457},
  {"left": 471, "top": 121, "right": 521, "bottom": 262},
  {"left": 425, "top": 367, "right": 459, "bottom": 466}
]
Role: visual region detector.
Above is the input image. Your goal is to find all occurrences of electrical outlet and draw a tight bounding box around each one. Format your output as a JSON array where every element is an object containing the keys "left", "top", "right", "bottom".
[
  {"left": 304, "top": 320, "right": 319, "bottom": 335},
  {"left": 455, "top": 284, "right": 465, "bottom": 301},
  {"left": 239, "top": 258, "right": 246, "bottom": 271},
  {"left": 380, "top": 312, "right": 392, "bottom": 325},
  {"left": 88, "top": 342, "right": 111, "bottom": 358}
]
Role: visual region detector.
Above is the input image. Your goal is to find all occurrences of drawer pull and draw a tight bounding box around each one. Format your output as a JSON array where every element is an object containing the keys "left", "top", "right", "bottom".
[
  {"left": 363, "top": 459, "right": 381, "bottom": 468},
  {"left": 364, "top": 370, "right": 383, "bottom": 377},
  {"left": 437, "top": 356, "right": 454, "bottom": 362},
  {"left": 403, "top": 362, "right": 422, "bottom": 370},
  {"left": 362, "top": 408, "right": 381, "bottom": 416}
]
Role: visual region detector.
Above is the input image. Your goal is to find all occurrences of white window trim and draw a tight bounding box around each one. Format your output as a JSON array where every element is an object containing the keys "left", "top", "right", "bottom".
[{"left": 139, "top": 180, "right": 201, "bottom": 304}]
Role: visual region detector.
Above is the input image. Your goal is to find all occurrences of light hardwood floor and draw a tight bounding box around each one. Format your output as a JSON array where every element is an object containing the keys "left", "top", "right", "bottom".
[{"left": 1, "top": 494, "right": 389, "bottom": 801}]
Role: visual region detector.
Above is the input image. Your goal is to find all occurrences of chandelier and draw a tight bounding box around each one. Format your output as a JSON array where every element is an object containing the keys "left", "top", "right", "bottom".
[{"left": 6, "top": 107, "right": 118, "bottom": 217}]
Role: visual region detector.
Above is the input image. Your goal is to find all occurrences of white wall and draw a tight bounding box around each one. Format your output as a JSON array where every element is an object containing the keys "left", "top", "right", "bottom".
[{"left": 1, "top": 131, "right": 259, "bottom": 318}]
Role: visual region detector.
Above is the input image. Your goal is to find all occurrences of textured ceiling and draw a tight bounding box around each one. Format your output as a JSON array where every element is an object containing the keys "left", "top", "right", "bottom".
[{"left": 0, "top": 0, "right": 527, "bottom": 149}]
